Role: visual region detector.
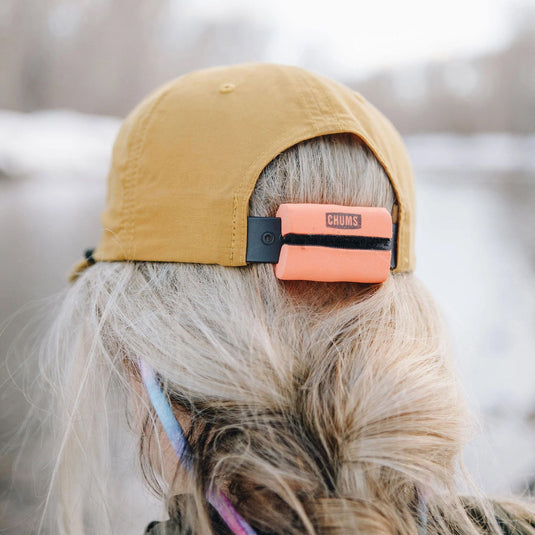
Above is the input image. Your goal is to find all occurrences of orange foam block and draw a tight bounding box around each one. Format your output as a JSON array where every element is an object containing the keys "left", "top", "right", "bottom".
[{"left": 274, "top": 203, "right": 392, "bottom": 283}]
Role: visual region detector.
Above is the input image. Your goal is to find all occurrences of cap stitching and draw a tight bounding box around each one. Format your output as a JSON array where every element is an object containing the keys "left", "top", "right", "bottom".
[
  {"left": 230, "top": 193, "right": 239, "bottom": 262},
  {"left": 294, "top": 67, "right": 322, "bottom": 131},
  {"left": 313, "top": 77, "right": 342, "bottom": 131},
  {"left": 231, "top": 65, "right": 318, "bottom": 263}
]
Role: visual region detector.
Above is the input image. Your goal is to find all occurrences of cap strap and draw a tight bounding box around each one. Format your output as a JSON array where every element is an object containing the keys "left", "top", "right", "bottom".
[{"left": 246, "top": 218, "right": 397, "bottom": 266}]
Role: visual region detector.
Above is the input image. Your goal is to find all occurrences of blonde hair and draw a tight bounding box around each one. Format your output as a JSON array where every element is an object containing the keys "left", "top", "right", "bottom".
[{"left": 36, "top": 134, "right": 535, "bottom": 534}]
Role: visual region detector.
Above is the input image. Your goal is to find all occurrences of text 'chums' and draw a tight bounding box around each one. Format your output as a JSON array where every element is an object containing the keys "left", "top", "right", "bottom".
[{"left": 325, "top": 212, "right": 362, "bottom": 229}]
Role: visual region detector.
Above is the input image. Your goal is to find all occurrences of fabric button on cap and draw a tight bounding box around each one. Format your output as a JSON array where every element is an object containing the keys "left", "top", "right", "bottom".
[{"left": 219, "top": 82, "right": 236, "bottom": 93}]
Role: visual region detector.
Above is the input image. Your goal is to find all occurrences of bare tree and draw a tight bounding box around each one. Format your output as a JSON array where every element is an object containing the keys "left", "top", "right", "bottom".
[{"left": 0, "top": 0, "right": 270, "bottom": 115}]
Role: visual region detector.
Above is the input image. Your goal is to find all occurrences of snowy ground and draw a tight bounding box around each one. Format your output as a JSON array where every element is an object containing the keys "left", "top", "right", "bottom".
[{"left": 1, "top": 110, "right": 534, "bottom": 533}]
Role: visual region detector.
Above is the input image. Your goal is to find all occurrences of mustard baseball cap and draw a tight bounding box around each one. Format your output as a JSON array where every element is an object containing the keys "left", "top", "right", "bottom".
[{"left": 70, "top": 62, "right": 415, "bottom": 281}]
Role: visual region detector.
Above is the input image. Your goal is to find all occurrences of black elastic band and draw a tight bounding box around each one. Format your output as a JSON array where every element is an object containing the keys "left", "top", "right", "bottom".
[{"left": 282, "top": 233, "right": 392, "bottom": 251}]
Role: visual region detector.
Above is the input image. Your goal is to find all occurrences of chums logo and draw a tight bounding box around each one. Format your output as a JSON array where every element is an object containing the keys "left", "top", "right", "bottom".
[{"left": 325, "top": 212, "right": 362, "bottom": 229}]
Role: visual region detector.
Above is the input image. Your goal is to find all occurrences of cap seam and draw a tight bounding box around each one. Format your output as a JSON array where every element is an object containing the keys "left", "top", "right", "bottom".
[
  {"left": 295, "top": 67, "right": 323, "bottom": 131},
  {"left": 230, "top": 66, "right": 321, "bottom": 262},
  {"left": 310, "top": 75, "right": 342, "bottom": 131},
  {"left": 125, "top": 85, "right": 176, "bottom": 259},
  {"left": 230, "top": 193, "right": 239, "bottom": 262}
]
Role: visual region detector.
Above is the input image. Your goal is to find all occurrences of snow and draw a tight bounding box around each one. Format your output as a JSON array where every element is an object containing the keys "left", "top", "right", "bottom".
[
  {"left": 2, "top": 110, "right": 534, "bottom": 181},
  {"left": 1, "top": 110, "right": 534, "bottom": 499},
  {"left": 406, "top": 133, "right": 535, "bottom": 175},
  {"left": 0, "top": 109, "right": 120, "bottom": 181},
  {"left": 414, "top": 176, "right": 535, "bottom": 494}
]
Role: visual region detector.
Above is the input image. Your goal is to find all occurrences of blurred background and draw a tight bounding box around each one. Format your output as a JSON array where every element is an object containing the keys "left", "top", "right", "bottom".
[{"left": 1, "top": 0, "right": 534, "bottom": 533}]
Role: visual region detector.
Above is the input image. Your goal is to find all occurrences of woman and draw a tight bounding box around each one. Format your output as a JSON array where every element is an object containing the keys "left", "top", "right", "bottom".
[{"left": 41, "top": 63, "right": 534, "bottom": 534}]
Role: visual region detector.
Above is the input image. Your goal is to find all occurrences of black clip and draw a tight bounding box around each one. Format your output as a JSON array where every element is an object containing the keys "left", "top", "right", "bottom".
[
  {"left": 245, "top": 217, "right": 282, "bottom": 263},
  {"left": 84, "top": 248, "right": 96, "bottom": 265}
]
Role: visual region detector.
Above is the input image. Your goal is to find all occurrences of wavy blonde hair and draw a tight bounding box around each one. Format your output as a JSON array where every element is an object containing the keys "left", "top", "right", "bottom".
[{"left": 37, "top": 134, "right": 535, "bottom": 534}]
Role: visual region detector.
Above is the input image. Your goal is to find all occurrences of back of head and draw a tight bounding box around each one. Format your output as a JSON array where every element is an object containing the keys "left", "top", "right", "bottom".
[
  {"left": 37, "top": 65, "right": 535, "bottom": 535},
  {"left": 56, "top": 135, "right": 457, "bottom": 534}
]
